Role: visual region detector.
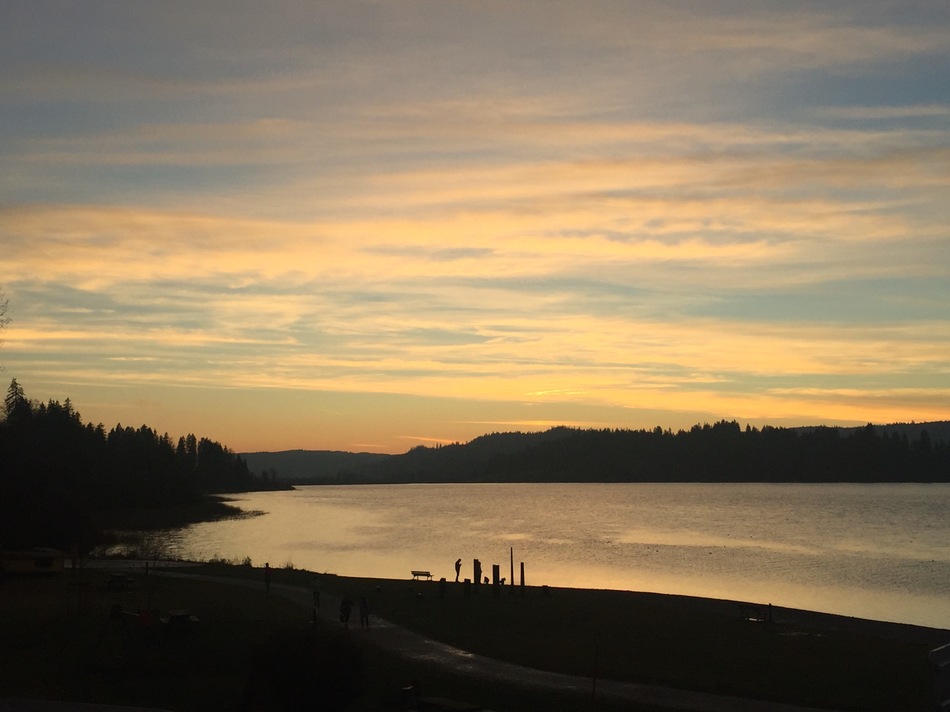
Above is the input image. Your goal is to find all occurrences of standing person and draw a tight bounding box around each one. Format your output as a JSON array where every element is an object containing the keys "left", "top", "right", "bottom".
[
  {"left": 359, "top": 595, "right": 370, "bottom": 628},
  {"left": 454, "top": 558, "right": 462, "bottom": 582},
  {"left": 311, "top": 579, "right": 321, "bottom": 626},
  {"left": 339, "top": 594, "right": 353, "bottom": 629},
  {"left": 264, "top": 562, "right": 271, "bottom": 593}
]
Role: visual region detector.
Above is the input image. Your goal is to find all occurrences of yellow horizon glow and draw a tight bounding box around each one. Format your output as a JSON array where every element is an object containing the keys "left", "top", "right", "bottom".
[{"left": 3, "top": 2, "right": 948, "bottom": 453}]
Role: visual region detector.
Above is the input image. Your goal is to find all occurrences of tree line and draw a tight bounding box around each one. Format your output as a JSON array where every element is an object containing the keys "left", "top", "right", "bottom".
[
  {"left": 344, "top": 420, "right": 950, "bottom": 484},
  {"left": 0, "top": 379, "right": 277, "bottom": 551}
]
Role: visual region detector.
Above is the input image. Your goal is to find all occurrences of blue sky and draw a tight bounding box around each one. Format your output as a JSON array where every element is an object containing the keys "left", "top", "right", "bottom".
[{"left": 1, "top": 1, "right": 948, "bottom": 453}]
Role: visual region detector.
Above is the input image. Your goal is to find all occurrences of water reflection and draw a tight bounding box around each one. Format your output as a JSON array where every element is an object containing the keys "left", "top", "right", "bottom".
[{"left": 168, "top": 483, "right": 950, "bottom": 629}]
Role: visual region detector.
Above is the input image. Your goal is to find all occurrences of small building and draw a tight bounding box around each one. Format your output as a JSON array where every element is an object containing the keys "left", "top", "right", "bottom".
[{"left": 1, "top": 547, "right": 65, "bottom": 574}]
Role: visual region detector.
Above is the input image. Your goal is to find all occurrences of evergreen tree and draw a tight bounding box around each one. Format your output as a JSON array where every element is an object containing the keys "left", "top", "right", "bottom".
[
  {"left": 4, "top": 377, "right": 30, "bottom": 422},
  {"left": 0, "top": 381, "right": 273, "bottom": 550}
]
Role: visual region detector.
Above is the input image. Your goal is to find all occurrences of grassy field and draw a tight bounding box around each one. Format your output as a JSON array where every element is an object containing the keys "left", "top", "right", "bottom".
[
  {"left": 0, "top": 565, "right": 600, "bottom": 711},
  {"left": 0, "top": 568, "right": 324, "bottom": 710},
  {"left": 204, "top": 563, "right": 947, "bottom": 712},
  {"left": 2, "top": 562, "right": 947, "bottom": 711}
]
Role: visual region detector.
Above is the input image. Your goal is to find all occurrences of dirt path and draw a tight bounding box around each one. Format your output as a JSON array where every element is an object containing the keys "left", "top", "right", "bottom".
[{"left": 145, "top": 565, "right": 840, "bottom": 712}]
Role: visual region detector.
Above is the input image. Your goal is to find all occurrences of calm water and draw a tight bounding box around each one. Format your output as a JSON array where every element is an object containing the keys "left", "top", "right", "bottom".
[{"left": 165, "top": 483, "right": 950, "bottom": 629}]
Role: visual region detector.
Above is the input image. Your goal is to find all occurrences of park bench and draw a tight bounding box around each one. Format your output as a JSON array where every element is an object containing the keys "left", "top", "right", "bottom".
[{"left": 411, "top": 570, "right": 433, "bottom": 581}]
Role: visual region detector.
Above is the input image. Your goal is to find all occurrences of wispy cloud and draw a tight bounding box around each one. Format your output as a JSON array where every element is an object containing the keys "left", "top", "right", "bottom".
[{"left": 1, "top": 1, "right": 947, "bottom": 452}]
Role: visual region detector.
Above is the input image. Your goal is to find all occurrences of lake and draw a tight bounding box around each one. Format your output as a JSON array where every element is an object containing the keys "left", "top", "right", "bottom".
[{"left": 163, "top": 482, "right": 950, "bottom": 629}]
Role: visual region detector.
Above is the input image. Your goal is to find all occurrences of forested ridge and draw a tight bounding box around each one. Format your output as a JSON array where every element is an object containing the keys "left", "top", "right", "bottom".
[
  {"left": 242, "top": 421, "right": 950, "bottom": 485},
  {"left": 0, "top": 380, "right": 278, "bottom": 551},
  {"left": 3, "top": 374, "right": 948, "bottom": 552},
  {"left": 323, "top": 420, "right": 950, "bottom": 484}
]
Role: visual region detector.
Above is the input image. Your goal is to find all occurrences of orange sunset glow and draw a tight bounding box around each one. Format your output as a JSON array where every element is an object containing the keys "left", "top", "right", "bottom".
[{"left": 2, "top": 2, "right": 948, "bottom": 453}]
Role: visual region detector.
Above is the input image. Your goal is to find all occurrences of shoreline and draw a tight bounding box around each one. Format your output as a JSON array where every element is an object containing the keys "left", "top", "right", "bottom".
[
  {"left": 102, "top": 558, "right": 950, "bottom": 646},
  {"left": 273, "top": 569, "right": 950, "bottom": 710},
  {"left": 386, "top": 576, "right": 950, "bottom": 646},
  {"left": 90, "top": 483, "right": 950, "bottom": 633},
  {"left": 77, "top": 558, "right": 950, "bottom": 710},
  {"left": 156, "top": 482, "right": 950, "bottom": 633}
]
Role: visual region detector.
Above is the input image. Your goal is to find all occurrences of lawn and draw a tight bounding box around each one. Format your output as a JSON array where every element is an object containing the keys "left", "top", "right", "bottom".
[
  {"left": 0, "top": 567, "right": 379, "bottom": 711},
  {"left": 0, "top": 565, "right": 595, "bottom": 711},
  {"left": 2, "top": 562, "right": 946, "bottom": 711},
  {"left": 203, "top": 563, "right": 946, "bottom": 712}
]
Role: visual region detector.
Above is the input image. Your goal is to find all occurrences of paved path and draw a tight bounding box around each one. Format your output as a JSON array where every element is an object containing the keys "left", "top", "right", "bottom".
[{"left": 124, "top": 563, "right": 838, "bottom": 712}]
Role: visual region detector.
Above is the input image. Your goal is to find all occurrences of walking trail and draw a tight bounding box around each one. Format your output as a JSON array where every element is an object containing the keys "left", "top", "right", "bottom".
[{"left": 129, "top": 562, "right": 839, "bottom": 712}]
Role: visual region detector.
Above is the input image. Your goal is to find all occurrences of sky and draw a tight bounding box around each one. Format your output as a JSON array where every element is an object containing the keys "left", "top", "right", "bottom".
[{"left": 1, "top": 1, "right": 948, "bottom": 454}]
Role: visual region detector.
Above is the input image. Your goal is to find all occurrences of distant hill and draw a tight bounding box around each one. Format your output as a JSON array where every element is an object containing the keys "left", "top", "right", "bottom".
[
  {"left": 240, "top": 428, "right": 575, "bottom": 484},
  {"left": 243, "top": 420, "right": 950, "bottom": 485},
  {"left": 241, "top": 449, "right": 390, "bottom": 484}
]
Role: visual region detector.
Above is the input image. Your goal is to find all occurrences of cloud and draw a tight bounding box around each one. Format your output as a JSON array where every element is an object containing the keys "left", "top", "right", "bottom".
[
  {"left": 2, "top": 1, "right": 947, "bottom": 450},
  {"left": 821, "top": 105, "right": 950, "bottom": 121}
]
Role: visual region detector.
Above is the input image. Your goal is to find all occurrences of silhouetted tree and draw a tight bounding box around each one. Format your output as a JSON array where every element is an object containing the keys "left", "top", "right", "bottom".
[
  {"left": 0, "top": 381, "right": 276, "bottom": 551},
  {"left": 4, "top": 377, "right": 30, "bottom": 423},
  {"left": 348, "top": 421, "right": 950, "bottom": 484}
]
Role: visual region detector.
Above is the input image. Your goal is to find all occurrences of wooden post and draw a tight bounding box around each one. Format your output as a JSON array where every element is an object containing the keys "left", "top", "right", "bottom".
[
  {"left": 492, "top": 564, "right": 500, "bottom": 598},
  {"left": 510, "top": 547, "right": 514, "bottom": 591},
  {"left": 473, "top": 559, "right": 481, "bottom": 595},
  {"left": 520, "top": 562, "right": 525, "bottom": 596}
]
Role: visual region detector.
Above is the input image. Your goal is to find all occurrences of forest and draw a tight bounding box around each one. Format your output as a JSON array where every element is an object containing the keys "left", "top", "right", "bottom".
[
  {"left": 0, "top": 379, "right": 279, "bottom": 552},
  {"left": 335, "top": 420, "right": 950, "bottom": 484},
  {"left": 3, "top": 374, "right": 948, "bottom": 552}
]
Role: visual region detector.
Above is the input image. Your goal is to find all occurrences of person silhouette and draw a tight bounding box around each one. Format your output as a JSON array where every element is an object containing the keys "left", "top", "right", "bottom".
[
  {"left": 454, "top": 558, "right": 462, "bottom": 582},
  {"left": 339, "top": 594, "right": 353, "bottom": 629},
  {"left": 359, "top": 595, "right": 370, "bottom": 628}
]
